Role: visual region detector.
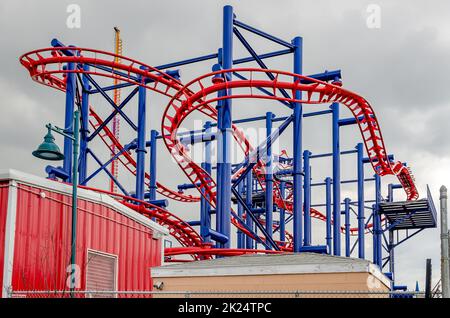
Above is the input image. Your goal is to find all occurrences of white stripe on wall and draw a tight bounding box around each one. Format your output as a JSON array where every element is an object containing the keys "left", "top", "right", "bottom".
[{"left": 2, "top": 180, "right": 18, "bottom": 298}]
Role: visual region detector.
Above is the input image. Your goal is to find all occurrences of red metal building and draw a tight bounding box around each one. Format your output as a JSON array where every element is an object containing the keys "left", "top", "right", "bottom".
[{"left": 0, "top": 170, "right": 168, "bottom": 297}]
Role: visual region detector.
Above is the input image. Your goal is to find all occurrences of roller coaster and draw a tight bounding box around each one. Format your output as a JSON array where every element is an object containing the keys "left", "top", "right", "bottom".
[{"left": 20, "top": 6, "right": 436, "bottom": 286}]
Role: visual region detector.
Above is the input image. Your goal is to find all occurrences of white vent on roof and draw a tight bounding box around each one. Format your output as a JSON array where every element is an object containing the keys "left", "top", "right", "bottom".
[{"left": 86, "top": 250, "right": 117, "bottom": 298}]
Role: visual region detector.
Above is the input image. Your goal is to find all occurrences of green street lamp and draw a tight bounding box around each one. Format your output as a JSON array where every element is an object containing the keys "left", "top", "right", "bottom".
[
  {"left": 32, "top": 127, "right": 65, "bottom": 161},
  {"left": 33, "top": 110, "right": 80, "bottom": 298}
]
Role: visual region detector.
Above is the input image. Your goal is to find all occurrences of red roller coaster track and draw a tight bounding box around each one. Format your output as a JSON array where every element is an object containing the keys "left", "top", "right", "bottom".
[{"left": 20, "top": 46, "right": 418, "bottom": 259}]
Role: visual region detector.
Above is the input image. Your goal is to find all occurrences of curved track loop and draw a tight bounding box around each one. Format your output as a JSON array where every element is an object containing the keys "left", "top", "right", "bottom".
[
  {"left": 78, "top": 185, "right": 208, "bottom": 260},
  {"left": 162, "top": 68, "right": 418, "bottom": 202},
  {"left": 165, "top": 247, "right": 283, "bottom": 258},
  {"left": 19, "top": 47, "right": 295, "bottom": 249},
  {"left": 20, "top": 47, "right": 418, "bottom": 258}
]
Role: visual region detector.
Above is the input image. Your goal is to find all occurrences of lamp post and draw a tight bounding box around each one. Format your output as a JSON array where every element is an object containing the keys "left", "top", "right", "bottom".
[{"left": 33, "top": 110, "right": 80, "bottom": 297}]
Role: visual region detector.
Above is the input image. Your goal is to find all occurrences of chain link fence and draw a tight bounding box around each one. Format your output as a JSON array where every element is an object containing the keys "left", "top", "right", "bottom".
[{"left": 8, "top": 289, "right": 431, "bottom": 298}]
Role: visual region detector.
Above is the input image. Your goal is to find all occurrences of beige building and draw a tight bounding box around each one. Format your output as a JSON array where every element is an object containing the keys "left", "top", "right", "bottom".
[{"left": 151, "top": 253, "right": 391, "bottom": 298}]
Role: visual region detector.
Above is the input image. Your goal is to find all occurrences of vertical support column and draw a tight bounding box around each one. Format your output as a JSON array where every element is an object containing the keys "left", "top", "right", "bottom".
[
  {"left": 63, "top": 61, "right": 76, "bottom": 181},
  {"left": 79, "top": 64, "right": 90, "bottom": 184},
  {"left": 237, "top": 181, "right": 245, "bottom": 248},
  {"left": 135, "top": 67, "right": 147, "bottom": 201},
  {"left": 344, "top": 198, "right": 351, "bottom": 257},
  {"left": 200, "top": 121, "right": 212, "bottom": 243},
  {"left": 325, "top": 177, "right": 332, "bottom": 254},
  {"left": 356, "top": 143, "right": 365, "bottom": 259},
  {"left": 148, "top": 130, "right": 158, "bottom": 201},
  {"left": 440, "top": 186, "right": 450, "bottom": 298},
  {"left": 303, "top": 150, "right": 312, "bottom": 246},
  {"left": 292, "top": 36, "right": 303, "bottom": 252},
  {"left": 332, "top": 102, "right": 341, "bottom": 256},
  {"left": 373, "top": 174, "right": 382, "bottom": 268},
  {"left": 245, "top": 169, "right": 254, "bottom": 249},
  {"left": 69, "top": 110, "right": 80, "bottom": 297},
  {"left": 387, "top": 183, "right": 395, "bottom": 281},
  {"left": 265, "top": 112, "right": 273, "bottom": 249},
  {"left": 216, "top": 5, "right": 233, "bottom": 248},
  {"left": 279, "top": 181, "right": 286, "bottom": 245}
]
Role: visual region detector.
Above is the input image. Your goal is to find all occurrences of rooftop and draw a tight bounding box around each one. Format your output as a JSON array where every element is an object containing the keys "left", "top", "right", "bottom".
[
  {"left": 0, "top": 169, "right": 169, "bottom": 237},
  {"left": 153, "top": 252, "right": 391, "bottom": 287}
]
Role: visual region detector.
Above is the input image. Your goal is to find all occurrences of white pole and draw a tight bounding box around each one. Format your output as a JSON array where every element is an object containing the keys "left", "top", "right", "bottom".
[{"left": 440, "top": 185, "right": 450, "bottom": 298}]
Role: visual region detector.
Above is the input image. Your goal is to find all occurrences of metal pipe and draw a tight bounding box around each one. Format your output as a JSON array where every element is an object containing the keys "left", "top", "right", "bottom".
[
  {"left": 356, "top": 143, "right": 365, "bottom": 259},
  {"left": 292, "top": 36, "right": 303, "bottom": 252},
  {"left": 237, "top": 181, "right": 244, "bottom": 249},
  {"left": 135, "top": 67, "right": 147, "bottom": 200},
  {"left": 155, "top": 53, "right": 218, "bottom": 70},
  {"left": 344, "top": 198, "right": 351, "bottom": 257},
  {"left": 63, "top": 61, "right": 76, "bottom": 181},
  {"left": 88, "top": 88, "right": 139, "bottom": 141},
  {"left": 325, "top": 177, "right": 332, "bottom": 254},
  {"left": 215, "top": 5, "right": 234, "bottom": 248},
  {"left": 245, "top": 168, "right": 253, "bottom": 249},
  {"left": 200, "top": 121, "right": 212, "bottom": 243},
  {"left": 425, "top": 259, "right": 432, "bottom": 298},
  {"left": 265, "top": 112, "right": 274, "bottom": 249},
  {"left": 279, "top": 181, "right": 286, "bottom": 245},
  {"left": 69, "top": 110, "right": 80, "bottom": 297},
  {"left": 332, "top": 102, "right": 341, "bottom": 256},
  {"left": 79, "top": 64, "right": 90, "bottom": 184},
  {"left": 440, "top": 185, "right": 450, "bottom": 298},
  {"left": 387, "top": 183, "right": 395, "bottom": 284},
  {"left": 233, "top": 20, "right": 294, "bottom": 49},
  {"left": 148, "top": 130, "right": 158, "bottom": 201},
  {"left": 303, "top": 150, "right": 312, "bottom": 246},
  {"left": 373, "top": 174, "right": 382, "bottom": 267}
]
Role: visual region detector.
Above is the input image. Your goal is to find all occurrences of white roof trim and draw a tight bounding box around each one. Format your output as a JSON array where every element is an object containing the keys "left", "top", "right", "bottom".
[
  {"left": 0, "top": 169, "right": 168, "bottom": 237},
  {"left": 152, "top": 260, "right": 391, "bottom": 288}
]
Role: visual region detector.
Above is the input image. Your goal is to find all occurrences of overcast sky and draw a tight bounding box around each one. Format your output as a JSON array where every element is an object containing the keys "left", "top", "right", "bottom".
[{"left": 1, "top": 0, "right": 449, "bottom": 290}]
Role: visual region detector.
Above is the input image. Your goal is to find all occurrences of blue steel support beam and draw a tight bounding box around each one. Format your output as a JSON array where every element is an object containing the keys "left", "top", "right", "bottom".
[
  {"left": 233, "top": 49, "right": 292, "bottom": 65},
  {"left": 344, "top": 198, "right": 351, "bottom": 257},
  {"left": 356, "top": 143, "right": 365, "bottom": 259},
  {"left": 200, "top": 121, "right": 212, "bottom": 243},
  {"left": 155, "top": 48, "right": 291, "bottom": 71},
  {"left": 332, "top": 102, "right": 341, "bottom": 256},
  {"left": 233, "top": 20, "right": 294, "bottom": 49},
  {"left": 148, "top": 130, "right": 158, "bottom": 201},
  {"left": 265, "top": 112, "right": 274, "bottom": 249},
  {"left": 279, "top": 181, "right": 286, "bottom": 245},
  {"left": 63, "top": 61, "right": 76, "bottom": 182},
  {"left": 231, "top": 187, "right": 280, "bottom": 250},
  {"left": 373, "top": 174, "right": 382, "bottom": 267},
  {"left": 216, "top": 5, "right": 233, "bottom": 249},
  {"left": 81, "top": 143, "right": 133, "bottom": 185},
  {"left": 79, "top": 64, "right": 90, "bottom": 184},
  {"left": 245, "top": 169, "right": 254, "bottom": 249},
  {"left": 325, "top": 177, "right": 332, "bottom": 254},
  {"left": 88, "top": 87, "right": 139, "bottom": 141},
  {"left": 233, "top": 27, "right": 293, "bottom": 104},
  {"left": 237, "top": 181, "right": 245, "bottom": 248},
  {"left": 387, "top": 183, "right": 401, "bottom": 283},
  {"left": 135, "top": 67, "right": 147, "bottom": 201},
  {"left": 86, "top": 149, "right": 129, "bottom": 196},
  {"left": 82, "top": 73, "right": 137, "bottom": 131},
  {"left": 292, "top": 36, "right": 303, "bottom": 252},
  {"left": 303, "top": 150, "right": 312, "bottom": 246},
  {"left": 388, "top": 183, "right": 395, "bottom": 285}
]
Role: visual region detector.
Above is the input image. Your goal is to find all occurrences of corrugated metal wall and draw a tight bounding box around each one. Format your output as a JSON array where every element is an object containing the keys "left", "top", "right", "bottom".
[
  {"left": 0, "top": 181, "right": 10, "bottom": 290},
  {"left": 9, "top": 183, "right": 162, "bottom": 295}
]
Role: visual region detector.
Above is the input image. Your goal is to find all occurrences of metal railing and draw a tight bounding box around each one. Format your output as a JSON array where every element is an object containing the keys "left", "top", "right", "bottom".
[{"left": 8, "top": 289, "right": 430, "bottom": 298}]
